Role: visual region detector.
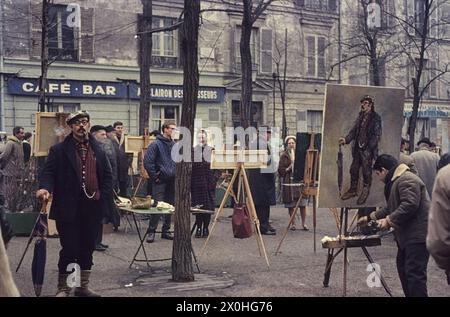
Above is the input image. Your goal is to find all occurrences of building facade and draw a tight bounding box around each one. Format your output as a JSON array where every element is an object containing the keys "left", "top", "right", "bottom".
[
  {"left": 0, "top": 0, "right": 340, "bottom": 140},
  {"left": 1, "top": 0, "right": 448, "bottom": 151}
]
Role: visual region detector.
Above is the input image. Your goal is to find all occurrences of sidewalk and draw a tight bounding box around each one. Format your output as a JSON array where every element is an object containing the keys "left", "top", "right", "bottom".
[{"left": 7, "top": 206, "right": 449, "bottom": 297}]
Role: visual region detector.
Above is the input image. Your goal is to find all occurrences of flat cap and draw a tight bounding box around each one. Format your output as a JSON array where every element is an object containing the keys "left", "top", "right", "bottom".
[{"left": 66, "top": 110, "right": 90, "bottom": 125}]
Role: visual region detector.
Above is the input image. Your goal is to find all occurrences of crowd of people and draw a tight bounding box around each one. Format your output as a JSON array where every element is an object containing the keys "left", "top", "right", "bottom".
[{"left": 0, "top": 109, "right": 449, "bottom": 297}]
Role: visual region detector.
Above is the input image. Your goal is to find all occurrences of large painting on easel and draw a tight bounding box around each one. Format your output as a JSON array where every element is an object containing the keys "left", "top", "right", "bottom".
[{"left": 318, "top": 84, "right": 405, "bottom": 208}]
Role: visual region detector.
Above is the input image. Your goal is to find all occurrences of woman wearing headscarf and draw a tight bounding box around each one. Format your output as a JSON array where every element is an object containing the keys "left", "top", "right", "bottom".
[{"left": 278, "top": 136, "right": 308, "bottom": 230}]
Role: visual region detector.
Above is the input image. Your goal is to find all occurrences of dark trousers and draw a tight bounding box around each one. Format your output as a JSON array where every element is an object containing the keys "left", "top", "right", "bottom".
[
  {"left": 195, "top": 214, "right": 211, "bottom": 229},
  {"left": 119, "top": 180, "right": 128, "bottom": 197},
  {"left": 255, "top": 204, "right": 270, "bottom": 232},
  {"left": 349, "top": 149, "right": 374, "bottom": 188},
  {"left": 147, "top": 178, "right": 175, "bottom": 233},
  {"left": 396, "top": 242, "right": 429, "bottom": 297},
  {"left": 56, "top": 198, "right": 100, "bottom": 273}
]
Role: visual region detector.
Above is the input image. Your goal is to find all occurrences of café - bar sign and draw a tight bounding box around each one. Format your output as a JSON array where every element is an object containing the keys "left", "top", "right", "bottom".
[{"left": 7, "top": 77, "right": 225, "bottom": 103}]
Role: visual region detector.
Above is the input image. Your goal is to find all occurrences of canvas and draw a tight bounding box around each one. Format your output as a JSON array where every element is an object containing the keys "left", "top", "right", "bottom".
[{"left": 318, "top": 84, "right": 405, "bottom": 208}]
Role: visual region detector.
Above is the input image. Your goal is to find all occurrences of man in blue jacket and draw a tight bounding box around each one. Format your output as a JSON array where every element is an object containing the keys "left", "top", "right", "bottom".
[{"left": 144, "top": 122, "right": 176, "bottom": 243}]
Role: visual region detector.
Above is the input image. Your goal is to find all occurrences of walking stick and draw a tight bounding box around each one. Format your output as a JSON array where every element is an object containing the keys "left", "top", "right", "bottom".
[{"left": 16, "top": 200, "right": 48, "bottom": 272}]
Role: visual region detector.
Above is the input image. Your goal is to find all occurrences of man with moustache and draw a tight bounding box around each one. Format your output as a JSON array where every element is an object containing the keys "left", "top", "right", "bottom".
[
  {"left": 339, "top": 95, "right": 382, "bottom": 205},
  {"left": 36, "top": 111, "right": 112, "bottom": 297}
]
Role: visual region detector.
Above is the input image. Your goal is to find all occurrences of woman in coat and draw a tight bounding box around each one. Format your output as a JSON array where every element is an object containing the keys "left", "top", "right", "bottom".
[
  {"left": 278, "top": 136, "right": 308, "bottom": 231},
  {"left": 191, "top": 130, "right": 220, "bottom": 238}
]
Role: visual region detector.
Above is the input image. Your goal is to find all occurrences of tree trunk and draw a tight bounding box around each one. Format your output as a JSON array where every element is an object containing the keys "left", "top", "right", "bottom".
[
  {"left": 172, "top": 0, "right": 200, "bottom": 282},
  {"left": 139, "top": 0, "right": 152, "bottom": 135},
  {"left": 408, "top": 0, "right": 431, "bottom": 153},
  {"left": 240, "top": 0, "right": 253, "bottom": 131},
  {"left": 38, "top": 0, "right": 49, "bottom": 112}
]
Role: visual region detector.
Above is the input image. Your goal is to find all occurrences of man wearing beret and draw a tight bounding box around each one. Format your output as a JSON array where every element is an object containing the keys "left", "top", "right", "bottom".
[{"left": 36, "top": 111, "right": 112, "bottom": 297}]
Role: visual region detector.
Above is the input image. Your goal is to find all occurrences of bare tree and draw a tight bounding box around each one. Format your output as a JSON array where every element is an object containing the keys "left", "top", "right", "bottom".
[
  {"left": 240, "top": 0, "right": 275, "bottom": 130},
  {"left": 396, "top": 0, "right": 450, "bottom": 150},
  {"left": 172, "top": 0, "right": 200, "bottom": 282},
  {"left": 38, "top": 0, "right": 51, "bottom": 112},
  {"left": 273, "top": 28, "right": 288, "bottom": 140},
  {"left": 138, "top": 0, "right": 152, "bottom": 135},
  {"left": 330, "top": 0, "right": 401, "bottom": 86}
]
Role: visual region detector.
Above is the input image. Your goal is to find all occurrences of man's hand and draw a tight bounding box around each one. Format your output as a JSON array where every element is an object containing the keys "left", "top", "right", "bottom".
[
  {"left": 357, "top": 216, "right": 369, "bottom": 227},
  {"left": 377, "top": 218, "right": 391, "bottom": 230},
  {"left": 36, "top": 189, "right": 50, "bottom": 201},
  {"left": 287, "top": 163, "right": 294, "bottom": 172},
  {"left": 338, "top": 137, "right": 346, "bottom": 145}
]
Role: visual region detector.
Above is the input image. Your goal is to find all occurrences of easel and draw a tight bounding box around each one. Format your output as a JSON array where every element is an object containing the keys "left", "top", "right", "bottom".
[
  {"left": 275, "top": 133, "right": 319, "bottom": 255},
  {"left": 200, "top": 157, "right": 270, "bottom": 267},
  {"left": 322, "top": 207, "right": 393, "bottom": 297}
]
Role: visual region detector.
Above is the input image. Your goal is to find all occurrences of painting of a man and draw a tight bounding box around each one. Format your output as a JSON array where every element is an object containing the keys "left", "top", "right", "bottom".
[
  {"left": 318, "top": 84, "right": 404, "bottom": 209},
  {"left": 338, "top": 95, "right": 382, "bottom": 205}
]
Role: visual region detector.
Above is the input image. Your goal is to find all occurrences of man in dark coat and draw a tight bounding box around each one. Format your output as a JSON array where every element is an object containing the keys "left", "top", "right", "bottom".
[
  {"left": 111, "top": 121, "right": 132, "bottom": 197},
  {"left": 36, "top": 111, "right": 113, "bottom": 297},
  {"left": 339, "top": 95, "right": 382, "bottom": 205},
  {"left": 359, "top": 154, "right": 429, "bottom": 297},
  {"left": 248, "top": 126, "right": 276, "bottom": 235}
]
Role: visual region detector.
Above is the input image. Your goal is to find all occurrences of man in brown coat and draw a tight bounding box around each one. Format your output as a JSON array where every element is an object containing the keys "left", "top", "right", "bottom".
[
  {"left": 427, "top": 164, "right": 450, "bottom": 284},
  {"left": 359, "top": 154, "right": 430, "bottom": 297}
]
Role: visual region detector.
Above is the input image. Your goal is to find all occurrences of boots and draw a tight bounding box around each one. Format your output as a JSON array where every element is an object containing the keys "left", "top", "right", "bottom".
[
  {"left": 55, "top": 273, "right": 71, "bottom": 297},
  {"left": 357, "top": 186, "right": 370, "bottom": 205},
  {"left": 74, "top": 270, "right": 101, "bottom": 297},
  {"left": 340, "top": 182, "right": 358, "bottom": 200}
]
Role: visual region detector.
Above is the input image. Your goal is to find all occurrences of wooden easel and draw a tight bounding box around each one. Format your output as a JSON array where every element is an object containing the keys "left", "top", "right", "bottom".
[
  {"left": 275, "top": 133, "right": 319, "bottom": 254},
  {"left": 200, "top": 162, "right": 270, "bottom": 267},
  {"left": 322, "top": 207, "right": 392, "bottom": 297}
]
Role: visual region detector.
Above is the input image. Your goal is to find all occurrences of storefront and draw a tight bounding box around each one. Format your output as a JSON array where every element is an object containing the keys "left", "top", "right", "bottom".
[
  {"left": 5, "top": 76, "right": 225, "bottom": 135},
  {"left": 403, "top": 103, "right": 450, "bottom": 153}
]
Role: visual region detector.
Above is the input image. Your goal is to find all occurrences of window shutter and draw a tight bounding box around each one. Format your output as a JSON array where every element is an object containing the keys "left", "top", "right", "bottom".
[
  {"left": 306, "top": 36, "right": 315, "bottom": 76},
  {"left": 429, "top": 61, "right": 437, "bottom": 98},
  {"left": 430, "top": 2, "right": 439, "bottom": 38},
  {"left": 406, "top": 0, "right": 415, "bottom": 35},
  {"left": 80, "top": 7, "right": 94, "bottom": 62},
  {"left": 229, "top": 27, "right": 237, "bottom": 73},
  {"left": 260, "top": 28, "right": 272, "bottom": 74},
  {"left": 30, "top": 3, "right": 43, "bottom": 59},
  {"left": 328, "top": 0, "right": 337, "bottom": 12},
  {"left": 317, "top": 37, "right": 326, "bottom": 78}
]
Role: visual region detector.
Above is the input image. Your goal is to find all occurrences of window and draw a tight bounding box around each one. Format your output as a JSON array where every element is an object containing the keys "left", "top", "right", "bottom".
[
  {"left": 234, "top": 27, "right": 259, "bottom": 73},
  {"left": 306, "top": 36, "right": 326, "bottom": 78},
  {"left": 307, "top": 110, "right": 323, "bottom": 133},
  {"left": 138, "top": 16, "right": 179, "bottom": 68},
  {"left": 152, "top": 17, "right": 176, "bottom": 57},
  {"left": 369, "top": 58, "right": 386, "bottom": 86},
  {"left": 48, "top": 4, "right": 78, "bottom": 61},
  {"left": 231, "top": 100, "right": 263, "bottom": 128},
  {"left": 208, "top": 108, "right": 220, "bottom": 122},
  {"left": 151, "top": 106, "right": 179, "bottom": 131},
  {"left": 47, "top": 103, "right": 80, "bottom": 113},
  {"left": 296, "top": 0, "right": 337, "bottom": 12},
  {"left": 407, "top": 0, "right": 438, "bottom": 37},
  {"left": 409, "top": 59, "right": 437, "bottom": 99}
]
